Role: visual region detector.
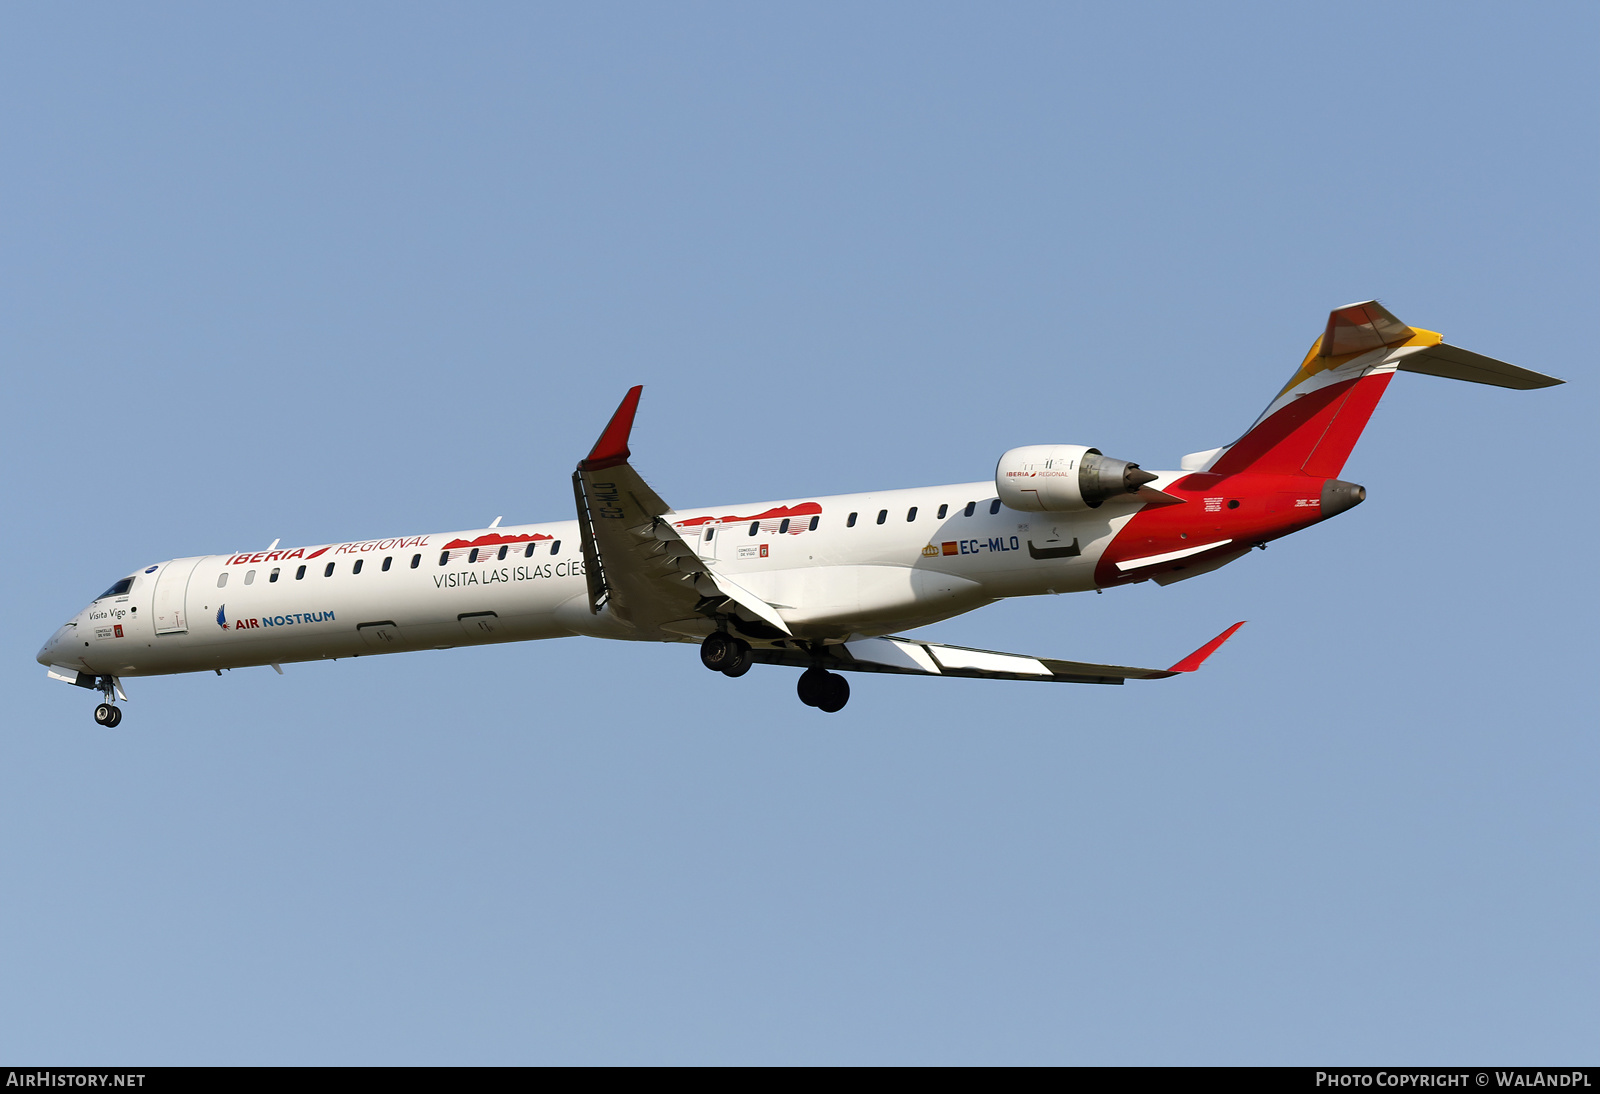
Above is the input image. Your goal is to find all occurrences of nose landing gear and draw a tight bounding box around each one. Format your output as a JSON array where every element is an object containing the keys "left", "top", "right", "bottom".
[
  {"left": 90, "top": 676, "right": 125, "bottom": 727},
  {"left": 797, "top": 666, "right": 850, "bottom": 713}
]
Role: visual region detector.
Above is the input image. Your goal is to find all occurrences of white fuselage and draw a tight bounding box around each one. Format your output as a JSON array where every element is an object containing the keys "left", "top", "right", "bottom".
[{"left": 39, "top": 479, "right": 1161, "bottom": 679}]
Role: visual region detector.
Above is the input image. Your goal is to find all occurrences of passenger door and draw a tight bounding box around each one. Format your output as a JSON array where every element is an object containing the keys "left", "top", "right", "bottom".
[{"left": 152, "top": 557, "right": 204, "bottom": 634}]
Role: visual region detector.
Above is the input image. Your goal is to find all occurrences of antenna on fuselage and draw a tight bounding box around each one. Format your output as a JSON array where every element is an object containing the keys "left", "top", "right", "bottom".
[
  {"left": 266, "top": 538, "right": 280, "bottom": 551},
  {"left": 488, "top": 516, "right": 503, "bottom": 529}
]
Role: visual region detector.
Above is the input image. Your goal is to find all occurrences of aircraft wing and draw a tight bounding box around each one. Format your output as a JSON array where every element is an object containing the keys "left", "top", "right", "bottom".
[
  {"left": 573, "top": 387, "right": 790, "bottom": 638},
  {"left": 748, "top": 622, "right": 1247, "bottom": 685}
]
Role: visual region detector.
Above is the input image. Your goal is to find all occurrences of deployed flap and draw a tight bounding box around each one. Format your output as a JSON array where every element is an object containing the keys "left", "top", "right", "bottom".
[
  {"left": 755, "top": 623, "right": 1247, "bottom": 685},
  {"left": 1320, "top": 301, "right": 1415, "bottom": 357},
  {"left": 1394, "top": 342, "right": 1563, "bottom": 390},
  {"left": 655, "top": 521, "right": 791, "bottom": 635}
]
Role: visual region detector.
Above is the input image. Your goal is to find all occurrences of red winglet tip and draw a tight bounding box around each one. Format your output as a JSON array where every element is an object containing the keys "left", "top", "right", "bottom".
[
  {"left": 1167, "top": 621, "right": 1247, "bottom": 673},
  {"left": 580, "top": 386, "right": 643, "bottom": 471}
]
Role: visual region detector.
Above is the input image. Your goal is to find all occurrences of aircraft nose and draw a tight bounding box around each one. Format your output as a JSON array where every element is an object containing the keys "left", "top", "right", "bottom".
[{"left": 37, "top": 624, "right": 69, "bottom": 666}]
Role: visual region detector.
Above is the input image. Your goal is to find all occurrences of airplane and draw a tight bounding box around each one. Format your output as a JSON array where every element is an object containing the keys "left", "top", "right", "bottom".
[{"left": 38, "top": 301, "right": 1562, "bottom": 725}]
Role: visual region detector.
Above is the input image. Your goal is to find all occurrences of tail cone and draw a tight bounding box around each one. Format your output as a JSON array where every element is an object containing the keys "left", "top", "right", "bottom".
[{"left": 1320, "top": 479, "right": 1367, "bottom": 518}]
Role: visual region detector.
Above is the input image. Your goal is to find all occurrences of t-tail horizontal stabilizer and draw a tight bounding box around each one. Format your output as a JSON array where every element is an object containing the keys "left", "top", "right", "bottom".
[{"left": 747, "top": 622, "right": 1246, "bottom": 685}]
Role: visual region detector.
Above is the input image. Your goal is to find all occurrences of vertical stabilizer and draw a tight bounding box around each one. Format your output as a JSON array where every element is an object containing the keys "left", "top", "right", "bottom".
[{"left": 1194, "top": 303, "right": 1420, "bottom": 478}]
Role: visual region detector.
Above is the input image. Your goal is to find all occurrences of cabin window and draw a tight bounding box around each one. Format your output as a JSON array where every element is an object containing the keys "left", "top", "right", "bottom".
[
  {"left": 324, "top": 562, "right": 336, "bottom": 577},
  {"left": 498, "top": 545, "right": 508, "bottom": 561},
  {"left": 906, "top": 507, "right": 917, "bottom": 522},
  {"left": 96, "top": 577, "right": 134, "bottom": 600},
  {"left": 964, "top": 501, "right": 976, "bottom": 517},
  {"left": 809, "top": 515, "right": 819, "bottom": 531},
  {"left": 439, "top": 551, "right": 450, "bottom": 566},
  {"left": 779, "top": 518, "right": 790, "bottom": 534},
  {"left": 382, "top": 557, "right": 392, "bottom": 571},
  {"left": 524, "top": 543, "right": 536, "bottom": 558},
  {"left": 410, "top": 554, "right": 420, "bottom": 569},
  {"left": 352, "top": 559, "right": 363, "bottom": 575},
  {"left": 296, "top": 565, "right": 307, "bottom": 580},
  {"left": 551, "top": 540, "right": 561, "bottom": 556},
  {"left": 705, "top": 526, "right": 715, "bottom": 541},
  {"left": 244, "top": 569, "right": 256, "bottom": 585},
  {"left": 847, "top": 512, "right": 858, "bottom": 528},
  {"left": 269, "top": 568, "right": 280, "bottom": 583},
  {"left": 749, "top": 522, "right": 759, "bottom": 536},
  {"left": 876, "top": 510, "right": 887, "bottom": 525},
  {"left": 990, "top": 499, "right": 1002, "bottom": 515},
  {"left": 216, "top": 573, "right": 228, "bottom": 588},
  {"left": 468, "top": 548, "right": 479, "bottom": 563},
  {"left": 937, "top": 504, "right": 948, "bottom": 519}
]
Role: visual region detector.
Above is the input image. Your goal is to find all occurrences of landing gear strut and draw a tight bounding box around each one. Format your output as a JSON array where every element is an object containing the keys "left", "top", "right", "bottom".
[
  {"left": 797, "top": 666, "right": 850, "bottom": 713},
  {"left": 700, "top": 632, "right": 752, "bottom": 677}
]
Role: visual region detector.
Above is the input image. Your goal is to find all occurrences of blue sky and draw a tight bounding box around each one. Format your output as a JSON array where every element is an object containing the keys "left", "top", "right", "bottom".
[{"left": 3, "top": 2, "right": 1595, "bottom": 1064}]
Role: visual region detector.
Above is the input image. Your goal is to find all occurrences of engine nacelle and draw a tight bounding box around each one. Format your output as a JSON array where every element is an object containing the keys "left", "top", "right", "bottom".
[{"left": 995, "top": 444, "right": 1157, "bottom": 512}]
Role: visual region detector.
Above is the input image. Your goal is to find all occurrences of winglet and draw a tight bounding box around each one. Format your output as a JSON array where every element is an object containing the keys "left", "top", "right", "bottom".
[
  {"left": 1167, "top": 621, "right": 1246, "bottom": 673},
  {"left": 579, "top": 386, "right": 644, "bottom": 471}
]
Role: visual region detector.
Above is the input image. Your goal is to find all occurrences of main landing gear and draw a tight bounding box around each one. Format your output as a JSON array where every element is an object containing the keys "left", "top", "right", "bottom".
[
  {"left": 700, "top": 632, "right": 752, "bottom": 677},
  {"left": 700, "top": 633, "right": 851, "bottom": 712},
  {"left": 94, "top": 703, "right": 122, "bottom": 727},
  {"left": 797, "top": 666, "right": 850, "bottom": 713}
]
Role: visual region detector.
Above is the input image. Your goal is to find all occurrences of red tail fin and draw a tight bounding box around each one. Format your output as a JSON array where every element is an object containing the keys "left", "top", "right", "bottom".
[
  {"left": 1209, "top": 370, "right": 1396, "bottom": 478},
  {"left": 1204, "top": 302, "right": 1427, "bottom": 478}
]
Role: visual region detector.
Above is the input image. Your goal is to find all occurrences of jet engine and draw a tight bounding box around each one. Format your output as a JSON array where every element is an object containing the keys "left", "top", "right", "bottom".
[{"left": 995, "top": 444, "right": 1157, "bottom": 512}]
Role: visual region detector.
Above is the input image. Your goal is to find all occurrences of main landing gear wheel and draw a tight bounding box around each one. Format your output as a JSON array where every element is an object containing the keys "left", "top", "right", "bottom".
[
  {"left": 701, "top": 632, "right": 751, "bottom": 675},
  {"left": 94, "top": 703, "right": 122, "bottom": 727},
  {"left": 797, "top": 667, "right": 850, "bottom": 713}
]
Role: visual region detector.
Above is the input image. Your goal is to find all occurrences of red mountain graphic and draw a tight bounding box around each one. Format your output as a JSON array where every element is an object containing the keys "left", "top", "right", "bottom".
[
  {"left": 673, "top": 503, "right": 822, "bottom": 529},
  {"left": 442, "top": 532, "right": 555, "bottom": 550}
]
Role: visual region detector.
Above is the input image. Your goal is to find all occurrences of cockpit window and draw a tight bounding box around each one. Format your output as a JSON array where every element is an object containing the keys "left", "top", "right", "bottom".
[{"left": 96, "top": 578, "right": 133, "bottom": 600}]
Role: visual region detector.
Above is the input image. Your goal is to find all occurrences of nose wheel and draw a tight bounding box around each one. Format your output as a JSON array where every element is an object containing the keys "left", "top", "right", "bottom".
[
  {"left": 94, "top": 703, "right": 122, "bottom": 727},
  {"left": 797, "top": 667, "right": 850, "bottom": 713}
]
